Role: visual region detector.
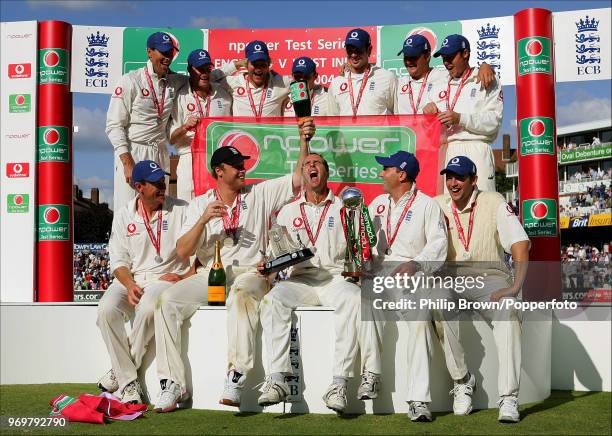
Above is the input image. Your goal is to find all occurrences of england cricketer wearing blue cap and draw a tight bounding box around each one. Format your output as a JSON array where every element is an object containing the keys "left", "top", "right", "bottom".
[
  {"left": 367, "top": 150, "right": 448, "bottom": 422},
  {"left": 423, "top": 33, "right": 503, "bottom": 192}
]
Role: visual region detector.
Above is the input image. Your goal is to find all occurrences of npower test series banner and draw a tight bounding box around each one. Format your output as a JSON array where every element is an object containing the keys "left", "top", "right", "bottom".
[
  {"left": 70, "top": 7, "right": 610, "bottom": 95},
  {"left": 191, "top": 115, "right": 445, "bottom": 203}
]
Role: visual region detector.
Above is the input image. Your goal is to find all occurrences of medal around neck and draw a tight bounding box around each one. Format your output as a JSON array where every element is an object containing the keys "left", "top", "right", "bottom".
[{"left": 262, "top": 223, "right": 314, "bottom": 274}]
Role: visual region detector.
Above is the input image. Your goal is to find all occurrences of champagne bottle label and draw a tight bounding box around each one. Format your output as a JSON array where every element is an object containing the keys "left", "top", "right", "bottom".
[{"left": 208, "top": 286, "right": 226, "bottom": 302}]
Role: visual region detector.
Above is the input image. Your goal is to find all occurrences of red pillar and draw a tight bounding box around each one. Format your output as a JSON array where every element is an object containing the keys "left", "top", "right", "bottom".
[
  {"left": 514, "top": 9, "right": 561, "bottom": 300},
  {"left": 37, "top": 21, "right": 73, "bottom": 302}
]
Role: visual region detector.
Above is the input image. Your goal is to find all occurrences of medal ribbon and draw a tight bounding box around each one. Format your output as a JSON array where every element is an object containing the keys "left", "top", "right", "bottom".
[
  {"left": 359, "top": 203, "right": 377, "bottom": 261},
  {"left": 451, "top": 201, "right": 476, "bottom": 253},
  {"left": 445, "top": 67, "right": 473, "bottom": 112},
  {"left": 144, "top": 68, "right": 167, "bottom": 119},
  {"left": 386, "top": 189, "right": 418, "bottom": 250},
  {"left": 407, "top": 69, "right": 430, "bottom": 114},
  {"left": 138, "top": 199, "right": 162, "bottom": 260},
  {"left": 215, "top": 190, "right": 241, "bottom": 238},
  {"left": 347, "top": 66, "right": 371, "bottom": 116},
  {"left": 246, "top": 75, "right": 268, "bottom": 117},
  {"left": 299, "top": 199, "right": 331, "bottom": 246},
  {"left": 193, "top": 90, "right": 211, "bottom": 117}
]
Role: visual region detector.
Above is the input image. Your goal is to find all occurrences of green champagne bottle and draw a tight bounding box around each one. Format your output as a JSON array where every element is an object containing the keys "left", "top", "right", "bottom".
[{"left": 208, "top": 240, "right": 226, "bottom": 306}]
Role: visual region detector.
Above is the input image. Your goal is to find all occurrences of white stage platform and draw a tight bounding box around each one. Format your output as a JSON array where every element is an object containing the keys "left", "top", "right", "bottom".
[{"left": 7, "top": 303, "right": 605, "bottom": 414}]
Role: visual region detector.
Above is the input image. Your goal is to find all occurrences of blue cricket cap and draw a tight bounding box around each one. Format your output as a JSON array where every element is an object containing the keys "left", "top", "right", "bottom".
[
  {"left": 292, "top": 56, "right": 317, "bottom": 75},
  {"left": 245, "top": 40, "right": 270, "bottom": 63},
  {"left": 188, "top": 49, "right": 212, "bottom": 68},
  {"left": 375, "top": 151, "right": 420, "bottom": 180},
  {"left": 440, "top": 156, "right": 477, "bottom": 176},
  {"left": 397, "top": 34, "right": 430, "bottom": 57},
  {"left": 132, "top": 160, "right": 169, "bottom": 184},
  {"left": 146, "top": 32, "right": 177, "bottom": 53},
  {"left": 345, "top": 28, "right": 371, "bottom": 50},
  {"left": 434, "top": 34, "right": 470, "bottom": 57}
]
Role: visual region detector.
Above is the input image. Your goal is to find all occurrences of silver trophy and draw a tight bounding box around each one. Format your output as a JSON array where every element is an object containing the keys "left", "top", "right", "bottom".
[
  {"left": 341, "top": 188, "right": 364, "bottom": 278},
  {"left": 263, "top": 222, "right": 314, "bottom": 274}
]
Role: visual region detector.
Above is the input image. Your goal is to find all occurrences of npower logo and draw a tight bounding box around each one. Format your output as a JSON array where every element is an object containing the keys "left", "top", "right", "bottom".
[
  {"left": 43, "top": 206, "right": 61, "bottom": 224},
  {"left": 38, "top": 204, "right": 70, "bottom": 241},
  {"left": 522, "top": 198, "right": 557, "bottom": 237},
  {"left": 517, "top": 36, "right": 551, "bottom": 76},
  {"left": 43, "top": 50, "right": 60, "bottom": 67},
  {"left": 519, "top": 116, "right": 554, "bottom": 156},
  {"left": 39, "top": 48, "right": 69, "bottom": 85},
  {"left": 43, "top": 128, "right": 60, "bottom": 145},
  {"left": 205, "top": 121, "right": 416, "bottom": 182},
  {"left": 38, "top": 126, "right": 69, "bottom": 162}
]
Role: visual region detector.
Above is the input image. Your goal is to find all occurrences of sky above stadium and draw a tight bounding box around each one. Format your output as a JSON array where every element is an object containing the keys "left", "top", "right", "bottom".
[{"left": 2, "top": 0, "right": 611, "bottom": 208}]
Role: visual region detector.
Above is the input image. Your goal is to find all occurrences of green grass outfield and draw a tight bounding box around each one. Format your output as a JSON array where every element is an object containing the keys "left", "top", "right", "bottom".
[{"left": 0, "top": 385, "right": 610, "bottom": 435}]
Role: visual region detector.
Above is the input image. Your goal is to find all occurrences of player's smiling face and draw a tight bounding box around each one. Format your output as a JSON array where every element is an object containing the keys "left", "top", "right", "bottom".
[
  {"left": 136, "top": 179, "right": 166, "bottom": 208},
  {"left": 346, "top": 45, "right": 371, "bottom": 71},
  {"left": 445, "top": 173, "right": 477, "bottom": 205},
  {"left": 404, "top": 52, "right": 431, "bottom": 80},
  {"left": 442, "top": 49, "right": 470, "bottom": 78},
  {"left": 190, "top": 64, "right": 213, "bottom": 87},
  {"left": 302, "top": 154, "right": 328, "bottom": 192},
  {"left": 247, "top": 60, "right": 271, "bottom": 87},
  {"left": 147, "top": 48, "right": 173, "bottom": 76},
  {"left": 218, "top": 162, "right": 247, "bottom": 191}
]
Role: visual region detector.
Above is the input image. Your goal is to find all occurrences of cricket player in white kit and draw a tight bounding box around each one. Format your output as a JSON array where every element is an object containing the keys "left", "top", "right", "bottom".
[
  {"left": 282, "top": 57, "right": 329, "bottom": 117},
  {"left": 151, "top": 120, "right": 313, "bottom": 412},
  {"left": 97, "top": 160, "right": 190, "bottom": 404},
  {"left": 169, "top": 49, "right": 233, "bottom": 200},
  {"left": 394, "top": 35, "right": 495, "bottom": 115},
  {"left": 435, "top": 156, "right": 530, "bottom": 423},
  {"left": 106, "top": 32, "right": 188, "bottom": 211},
  {"left": 328, "top": 28, "right": 397, "bottom": 116},
  {"left": 214, "top": 40, "right": 292, "bottom": 117},
  {"left": 256, "top": 153, "right": 382, "bottom": 413},
  {"left": 424, "top": 34, "right": 503, "bottom": 192},
  {"left": 368, "top": 151, "right": 448, "bottom": 422}
]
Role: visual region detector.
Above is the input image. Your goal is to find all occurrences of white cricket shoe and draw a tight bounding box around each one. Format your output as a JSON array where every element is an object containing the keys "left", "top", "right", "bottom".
[
  {"left": 497, "top": 395, "right": 520, "bottom": 423},
  {"left": 219, "top": 370, "right": 246, "bottom": 407},
  {"left": 323, "top": 383, "right": 347, "bottom": 413},
  {"left": 154, "top": 379, "right": 188, "bottom": 413},
  {"left": 408, "top": 401, "right": 433, "bottom": 422},
  {"left": 357, "top": 371, "right": 380, "bottom": 400},
  {"left": 121, "top": 380, "right": 143, "bottom": 404},
  {"left": 97, "top": 369, "right": 118, "bottom": 393},
  {"left": 257, "top": 376, "right": 290, "bottom": 406},
  {"left": 449, "top": 372, "right": 476, "bottom": 415}
]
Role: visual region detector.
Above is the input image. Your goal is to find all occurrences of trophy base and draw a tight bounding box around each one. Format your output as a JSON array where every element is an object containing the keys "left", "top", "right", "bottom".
[
  {"left": 262, "top": 248, "right": 314, "bottom": 274},
  {"left": 341, "top": 271, "right": 362, "bottom": 277}
]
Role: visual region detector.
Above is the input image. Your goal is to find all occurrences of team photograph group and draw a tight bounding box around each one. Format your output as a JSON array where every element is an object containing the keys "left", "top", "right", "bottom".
[{"left": 100, "top": 26, "right": 527, "bottom": 424}]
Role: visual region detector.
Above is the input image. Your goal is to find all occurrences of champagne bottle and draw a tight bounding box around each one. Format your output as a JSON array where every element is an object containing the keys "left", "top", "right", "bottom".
[
  {"left": 208, "top": 240, "right": 226, "bottom": 306},
  {"left": 289, "top": 80, "right": 311, "bottom": 120}
]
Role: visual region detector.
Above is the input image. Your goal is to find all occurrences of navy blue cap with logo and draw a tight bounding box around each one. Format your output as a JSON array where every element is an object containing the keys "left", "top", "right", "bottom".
[
  {"left": 440, "top": 156, "right": 477, "bottom": 176},
  {"left": 397, "top": 34, "right": 430, "bottom": 57},
  {"left": 146, "top": 32, "right": 178, "bottom": 53},
  {"left": 245, "top": 40, "right": 270, "bottom": 63},
  {"left": 434, "top": 34, "right": 470, "bottom": 57},
  {"left": 345, "top": 28, "right": 371, "bottom": 50},
  {"left": 132, "top": 160, "right": 170, "bottom": 184},
  {"left": 210, "top": 146, "right": 251, "bottom": 169},
  {"left": 292, "top": 56, "right": 317, "bottom": 75},
  {"left": 375, "top": 150, "right": 420, "bottom": 180},
  {"left": 188, "top": 49, "right": 212, "bottom": 69}
]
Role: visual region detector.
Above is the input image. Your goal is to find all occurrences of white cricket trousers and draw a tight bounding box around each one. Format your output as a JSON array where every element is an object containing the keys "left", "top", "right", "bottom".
[
  {"left": 97, "top": 279, "right": 173, "bottom": 392},
  {"left": 441, "top": 279, "right": 522, "bottom": 397},
  {"left": 445, "top": 141, "right": 496, "bottom": 192},
  {"left": 260, "top": 275, "right": 381, "bottom": 378},
  {"left": 113, "top": 141, "right": 170, "bottom": 211},
  {"left": 154, "top": 267, "right": 269, "bottom": 388},
  {"left": 176, "top": 152, "right": 194, "bottom": 201}
]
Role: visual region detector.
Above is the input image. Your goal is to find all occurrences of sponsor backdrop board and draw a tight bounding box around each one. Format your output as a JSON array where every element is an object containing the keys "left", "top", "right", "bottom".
[
  {"left": 208, "top": 26, "right": 377, "bottom": 88},
  {"left": 71, "top": 26, "right": 124, "bottom": 94},
  {"left": 554, "top": 9, "right": 611, "bottom": 83},
  {"left": 0, "top": 21, "right": 37, "bottom": 302},
  {"left": 192, "top": 115, "right": 445, "bottom": 203},
  {"left": 68, "top": 8, "right": 610, "bottom": 94}
]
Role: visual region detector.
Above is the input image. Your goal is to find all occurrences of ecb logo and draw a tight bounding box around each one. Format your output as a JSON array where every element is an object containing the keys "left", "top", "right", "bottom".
[
  {"left": 85, "top": 31, "right": 110, "bottom": 88},
  {"left": 575, "top": 15, "right": 601, "bottom": 76},
  {"left": 476, "top": 23, "right": 501, "bottom": 78}
]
